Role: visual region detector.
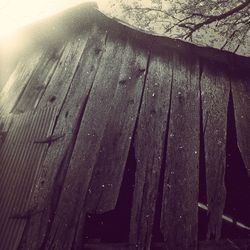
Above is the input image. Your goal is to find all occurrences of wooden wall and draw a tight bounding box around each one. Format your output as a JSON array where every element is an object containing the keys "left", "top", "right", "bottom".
[{"left": 0, "top": 5, "right": 250, "bottom": 250}]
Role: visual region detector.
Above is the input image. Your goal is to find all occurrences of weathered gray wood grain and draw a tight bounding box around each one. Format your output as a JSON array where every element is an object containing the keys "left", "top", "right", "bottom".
[
  {"left": 0, "top": 51, "right": 42, "bottom": 116},
  {"left": 13, "top": 45, "right": 65, "bottom": 113},
  {"left": 68, "top": 37, "right": 150, "bottom": 249},
  {"left": 83, "top": 39, "right": 149, "bottom": 214},
  {"left": 20, "top": 26, "right": 108, "bottom": 250},
  {"left": 201, "top": 65, "right": 230, "bottom": 240},
  {"left": 160, "top": 53, "right": 200, "bottom": 250},
  {"left": 129, "top": 49, "right": 172, "bottom": 250},
  {"left": 231, "top": 76, "right": 250, "bottom": 178}
]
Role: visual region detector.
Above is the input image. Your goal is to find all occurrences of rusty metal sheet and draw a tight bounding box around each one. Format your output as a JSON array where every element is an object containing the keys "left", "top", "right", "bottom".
[{"left": 0, "top": 106, "right": 57, "bottom": 250}]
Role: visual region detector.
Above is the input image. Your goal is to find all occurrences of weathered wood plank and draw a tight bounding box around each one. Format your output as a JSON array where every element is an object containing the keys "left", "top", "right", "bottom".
[
  {"left": 20, "top": 26, "right": 108, "bottom": 250},
  {"left": 0, "top": 51, "right": 42, "bottom": 116},
  {"left": 231, "top": 76, "right": 250, "bottom": 177},
  {"left": 201, "top": 65, "right": 230, "bottom": 240},
  {"left": 0, "top": 107, "right": 57, "bottom": 250},
  {"left": 13, "top": 45, "right": 65, "bottom": 113},
  {"left": 83, "top": 39, "right": 149, "bottom": 214},
  {"left": 36, "top": 31, "right": 89, "bottom": 109},
  {"left": 160, "top": 53, "right": 200, "bottom": 250},
  {"left": 37, "top": 29, "right": 128, "bottom": 249},
  {"left": 129, "top": 49, "right": 172, "bottom": 250}
]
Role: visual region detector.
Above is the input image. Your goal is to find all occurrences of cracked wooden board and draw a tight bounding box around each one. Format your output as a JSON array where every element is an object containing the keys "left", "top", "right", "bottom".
[
  {"left": 201, "top": 64, "right": 230, "bottom": 240},
  {"left": 0, "top": 107, "right": 57, "bottom": 250},
  {"left": 129, "top": 48, "right": 172, "bottom": 250},
  {"left": 161, "top": 53, "right": 200, "bottom": 250}
]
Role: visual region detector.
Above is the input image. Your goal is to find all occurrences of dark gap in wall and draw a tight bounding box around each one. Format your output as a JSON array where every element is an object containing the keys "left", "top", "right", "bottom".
[
  {"left": 198, "top": 60, "right": 208, "bottom": 241},
  {"left": 198, "top": 61, "right": 207, "bottom": 204},
  {"left": 198, "top": 208, "right": 209, "bottom": 241},
  {"left": 83, "top": 143, "right": 137, "bottom": 243},
  {"left": 221, "top": 92, "right": 250, "bottom": 239}
]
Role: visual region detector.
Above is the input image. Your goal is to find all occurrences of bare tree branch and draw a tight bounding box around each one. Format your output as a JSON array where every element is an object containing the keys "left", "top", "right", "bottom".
[{"left": 109, "top": 0, "right": 250, "bottom": 55}]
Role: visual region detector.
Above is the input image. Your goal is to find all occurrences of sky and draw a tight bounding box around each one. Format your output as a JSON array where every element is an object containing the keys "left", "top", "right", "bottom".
[{"left": 0, "top": 0, "right": 111, "bottom": 38}]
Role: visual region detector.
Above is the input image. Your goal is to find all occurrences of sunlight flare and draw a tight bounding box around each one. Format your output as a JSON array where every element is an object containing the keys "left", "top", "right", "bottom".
[{"left": 0, "top": 0, "right": 110, "bottom": 39}]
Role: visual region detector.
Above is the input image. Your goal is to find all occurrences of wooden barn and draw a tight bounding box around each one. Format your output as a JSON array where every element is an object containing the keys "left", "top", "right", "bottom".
[{"left": 0, "top": 2, "right": 250, "bottom": 250}]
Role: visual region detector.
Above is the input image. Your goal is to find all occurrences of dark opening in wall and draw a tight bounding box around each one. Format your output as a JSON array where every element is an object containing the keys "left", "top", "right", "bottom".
[
  {"left": 83, "top": 143, "right": 137, "bottom": 243},
  {"left": 198, "top": 207, "right": 209, "bottom": 241},
  {"left": 221, "top": 92, "right": 250, "bottom": 239}
]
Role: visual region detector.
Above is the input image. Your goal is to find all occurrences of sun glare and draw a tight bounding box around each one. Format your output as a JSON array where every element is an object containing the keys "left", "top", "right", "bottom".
[{"left": 0, "top": 0, "right": 111, "bottom": 39}]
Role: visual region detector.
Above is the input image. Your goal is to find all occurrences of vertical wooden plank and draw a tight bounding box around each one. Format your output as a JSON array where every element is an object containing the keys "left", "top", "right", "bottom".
[
  {"left": 161, "top": 53, "right": 200, "bottom": 250},
  {"left": 0, "top": 107, "right": 57, "bottom": 250},
  {"left": 43, "top": 30, "right": 128, "bottom": 250},
  {"left": 21, "top": 26, "right": 108, "bottom": 250},
  {"left": 36, "top": 31, "right": 89, "bottom": 109},
  {"left": 13, "top": 45, "right": 65, "bottom": 113},
  {"left": 129, "top": 49, "right": 172, "bottom": 250},
  {"left": 0, "top": 51, "right": 42, "bottom": 116},
  {"left": 201, "top": 65, "right": 230, "bottom": 240},
  {"left": 231, "top": 76, "right": 250, "bottom": 177},
  {"left": 83, "top": 37, "right": 149, "bottom": 215}
]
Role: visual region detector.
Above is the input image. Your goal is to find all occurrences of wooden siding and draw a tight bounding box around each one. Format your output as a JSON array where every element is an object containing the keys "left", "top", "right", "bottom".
[{"left": 0, "top": 4, "right": 250, "bottom": 250}]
